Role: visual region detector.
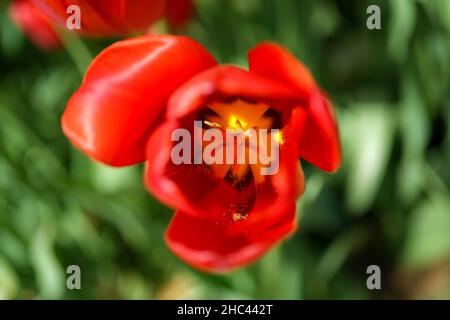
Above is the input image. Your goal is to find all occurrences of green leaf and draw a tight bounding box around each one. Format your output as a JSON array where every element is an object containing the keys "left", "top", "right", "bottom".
[
  {"left": 388, "top": 0, "right": 417, "bottom": 63},
  {"left": 0, "top": 256, "right": 20, "bottom": 299},
  {"left": 343, "top": 104, "right": 396, "bottom": 213},
  {"left": 401, "top": 193, "right": 450, "bottom": 270},
  {"left": 397, "top": 74, "right": 430, "bottom": 204},
  {"left": 30, "top": 218, "right": 65, "bottom": 299}
]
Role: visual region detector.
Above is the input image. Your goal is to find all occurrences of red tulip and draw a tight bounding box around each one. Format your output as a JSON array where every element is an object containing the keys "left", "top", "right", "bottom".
[
  {"left": 30, "top": 0, "right": 193, "bottom": 36},
  {"left": 9, "top": 0, "right": 61, "bottom": 51},
  {"left": 62, "top": 35, "right": 341, "bottom": 272},
  {"left": 8, "top": 0, "right": 194, "bottom": 50}
]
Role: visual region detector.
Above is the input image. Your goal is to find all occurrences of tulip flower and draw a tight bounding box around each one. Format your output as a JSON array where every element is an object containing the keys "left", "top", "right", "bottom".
[
  {"left": 30, "top": 0, "right": 194, "bottom": 36},
  {"left": 9, "top": 0, "right": 61, "bottom": 51},
  {"left": 9, "top": 0, "right": 195, "bottom": 50},
  {"left": 62, "top": 35, "right": 341, "bottom": 272}
]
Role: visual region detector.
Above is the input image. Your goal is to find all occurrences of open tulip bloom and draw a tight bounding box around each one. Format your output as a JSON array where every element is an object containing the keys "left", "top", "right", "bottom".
[
  {"left": 61, "top": 35, "right": 341, "bottom": 273},
  {"left": 29, "top": 0, "right": 193, "bottom": 35},
  {"left": 9, "top": 0, "right": 194, "bottom": 50}
]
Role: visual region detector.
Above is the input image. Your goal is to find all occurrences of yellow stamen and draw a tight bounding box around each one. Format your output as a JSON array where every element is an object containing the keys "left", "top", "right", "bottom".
[
  {"left": 273, "top": 131, "right": 283, "bottom": 144},
  {"left": 203, "top": 120, "right": 222, "bottom": 128},
  {"left": 229, "top": 115, "right": 247, "bottom": 130},
  {"left": 232, "top": 212, "right": 248, "bottom": 221}
]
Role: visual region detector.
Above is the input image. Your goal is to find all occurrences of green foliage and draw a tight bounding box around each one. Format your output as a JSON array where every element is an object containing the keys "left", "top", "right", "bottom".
[{"left": 0, "top": 0, "right": 449, "bottom": 299}]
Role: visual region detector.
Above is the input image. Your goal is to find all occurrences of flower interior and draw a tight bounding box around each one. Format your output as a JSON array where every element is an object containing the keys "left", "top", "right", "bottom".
[{"left": 200, "top": 98, "right": 283, "bottom": 182}]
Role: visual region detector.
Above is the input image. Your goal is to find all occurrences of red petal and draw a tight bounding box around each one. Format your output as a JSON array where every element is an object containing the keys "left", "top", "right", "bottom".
[
  {"left": 89, "top": 0, "right": 166, "bottom": 34},
  {"left": 165, "top": 205, "right": 297, "bottom": 273},
  {"left": 62, "top": 35, "right": 217, "bottom": 166},
  {"left": 249, "top": 43, "right": 341, "bottom": 171},
  {"left": 167, "top": 65, "right": 301, "bottom": 120},
  {"left": 300, "top": 92, "right": 341, "bottom": 172},
  {"left": 9, "top": 0, "right": 61, "bottom": 51},
  {"left": 248, "top": 42, "right": 317, "bottom": 97}
]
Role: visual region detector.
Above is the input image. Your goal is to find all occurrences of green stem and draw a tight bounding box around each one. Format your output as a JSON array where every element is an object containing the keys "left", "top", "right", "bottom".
[{"left": 56, "top": 29, "right": 92, "bottom": 75}]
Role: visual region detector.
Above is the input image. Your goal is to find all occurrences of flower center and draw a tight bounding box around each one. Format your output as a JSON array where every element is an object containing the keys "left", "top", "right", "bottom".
[{"left": 199, "top": 99, "right": 282, "bottom": 188}]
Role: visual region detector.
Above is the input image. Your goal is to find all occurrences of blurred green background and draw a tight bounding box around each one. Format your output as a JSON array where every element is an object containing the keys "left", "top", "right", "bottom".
[{"left": 0, "top": 0, "right": 449, "bottom": 299}]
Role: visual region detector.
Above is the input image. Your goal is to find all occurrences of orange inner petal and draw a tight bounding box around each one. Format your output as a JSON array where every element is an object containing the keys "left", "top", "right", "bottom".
[{"left": 201, "top": 99, "right": 282, "bottom": 186}]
